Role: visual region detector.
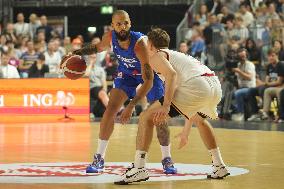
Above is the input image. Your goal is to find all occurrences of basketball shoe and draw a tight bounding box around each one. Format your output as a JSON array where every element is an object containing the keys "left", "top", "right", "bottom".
[
  {"left": 207, "top": 164, "right": 230, "bottom": 179},
  {"left": 162, "top": 157, "right": 177, "bottom": 174},
  {"left": 114, "top": 166, "right": 149, "bottom": 185},
  {"left": 86, "top": 154, "right": 104, "bottom": 173}
]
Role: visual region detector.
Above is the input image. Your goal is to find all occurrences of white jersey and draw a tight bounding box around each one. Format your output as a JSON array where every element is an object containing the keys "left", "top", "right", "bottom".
[
  {"left": 158, "top": 49, "right": 221, "bottom": 120},
  {"left": 159, "top": 49, "right": 213, "bottom": 85}
]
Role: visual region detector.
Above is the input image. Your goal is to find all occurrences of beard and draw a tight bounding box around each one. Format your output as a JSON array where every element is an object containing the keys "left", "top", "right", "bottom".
[{"left": 114, "top": 29, "right": 130, "bottom": 41}]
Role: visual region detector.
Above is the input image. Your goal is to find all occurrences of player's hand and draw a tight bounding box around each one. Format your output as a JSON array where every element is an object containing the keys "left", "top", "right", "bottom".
[
  {"left": 175, "top": 132, "right": 189, "bottom": 149},
  {"left": 120, "top": 105, "right": 135, "bottom": 124},
  {"left": 153, "top": 106, "right": 170, "bottom": 126}
]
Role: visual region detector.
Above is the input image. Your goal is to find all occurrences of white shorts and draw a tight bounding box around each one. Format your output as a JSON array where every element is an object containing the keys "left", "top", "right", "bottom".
[{"left": 172, "top": 76, "right": 222, "bottom": 120}]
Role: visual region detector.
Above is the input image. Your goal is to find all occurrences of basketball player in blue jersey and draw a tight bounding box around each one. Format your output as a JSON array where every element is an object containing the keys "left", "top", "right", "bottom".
[{"left": 72, "top": 10, "right": 177, "bottom": 174}]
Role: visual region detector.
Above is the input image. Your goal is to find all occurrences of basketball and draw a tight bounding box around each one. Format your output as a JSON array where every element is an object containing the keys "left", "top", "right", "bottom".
[{"left": 60, "top": 54, "right": 87, "bottom": 80}]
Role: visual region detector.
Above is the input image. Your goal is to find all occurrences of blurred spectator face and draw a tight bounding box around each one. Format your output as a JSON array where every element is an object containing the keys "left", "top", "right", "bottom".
[
  {"left": 221, "top": 6, "right": 228, "bottom": 15},
  {"left": 246, "top": 40, "right": 254, "bottom": 48},
  {"left": 1, "top": 53, "right": 10, "bottom": 66},
  {"left": 92, "top": 37, "right": 101, "bottom": 45},
  {"left": 235, "top": 17, "right": 243, "bottom": 27},
  {"left": 209, "top": 15, "right": 217, "bottom": 24},
  {"left": 72, "top": 38, "right": 82, "bottom": 50},
  {"left": 238, "top": 50, "right": 247, "bottom": 62},
  {"left": 179, "top": 42, "right": 188, "bottom": 54},
  {"left": 273, "top": 40, "right": 282, "bottom": 50},
  {"left": 40, "top": 16, "right": 48, "bottom": 26},
  {"left": 265, "top": 19, "right": 272, "bottom": 28},
  {"left": 200, "top": 5, "right": 207, "bottom": 14},
  {"left": 268, "top": 52, "right": 278, "bottom": 64},
  {"left": 63, "top": 37, "right": 71, "bottom": 45},
  {"left": 17, "top": 13, "right": 25, "bottom": 23},
  {"left": 0, "top": 35, "right": 6, "bottom": 45},
  {"left": 37, "top": 31, "right": 45, "bottom": 41},
  {"left": 26, "top": 41, "right": 34, "bottom": 52},
  {"left": 6, "top": 23, "right": 14, "bottom": 33},
  {"left": 53, "top": 39, "right": 61, "bottom": 51},
  {"left": 226, "top": 20, "right": 234, "bottom": 29},
  {"left": 6, "top": 41, "right": 14, "bottom": 50},
  {"left": 29, "top": 13, "right": 38, "bottom": 23},
  {"left": 48, "top": 41, "right": 56, "bottom": 52},
  {"left": 269, "top": 3, "right": 276, "bottom": 13},
  {"left": 240, "top": 5, "right": 247, "bottom": 14}
]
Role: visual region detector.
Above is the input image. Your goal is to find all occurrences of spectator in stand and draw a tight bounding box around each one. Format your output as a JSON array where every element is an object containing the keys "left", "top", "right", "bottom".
[
  {"left": 255, "top": 5, "right": 268, "bottom": 25},
  {"left": 36, "top": 15, "right": 53, "bottom": 42},
  {"left": 3, "top": 23, "right": 17, "bottom": 43},
  {"left": 44, "top": 40, "right": 61, "bottom": 74},
  {"left": 247, "top": 49, "right": 284, "bottom": 121},
  {"left": 0, "top": 51, "right": 20, "bottom": 78},
  {"left": 14, "top": 35, "right": 29, "bottom": 59},
  {"left": 245, "top": 38, "right": 261, "bottom": 66},
  {"left": 63, "top": 36, "right": 72, "bottom": 54},
  {"left": 85, "top": 53, "right": 109, "bottom": 118},
  {"left": 28, "top": 13, "right": 40, "bottom": 40},
  {"left": 260, "top": 54, "right": 284, "bottom": 120},
  {"left": 239, "top": 3, "right": 255, "bottom": 27},
  {"left": 19, "top": 40, "right": 39, "bottom": 78},
  {"left": 231, "top": 16, "right": 249, "bottom": 47},
  {"left": 178, "top": 41, "right": 189, "bottom": 55},
  {"left": 248, "top": 0, "right": 263, "bottom": 13},
  {"left": 35, "top": 31, "right": 47, "bottom": 52},
  {"left": 267, "top": 3, "right": 280, "bottom": 20},
  {"left": 231, "top": 48, "right": 256, "bottom": 121},
  {"left": 194, "top": 4, "right": 209, "bottom": 27},
  {"left": 273, "top": 40, "right": 284, "bottom": 61},
  {"left": 53, "top": 38, "right": 65, "bottom": 58},
  {"left": 190, "top": 29, "right": 205, "bottom": 59},
  {"left": 0, "top": 35, "right": 7, "bottom": 52},
  {"left": 28, "top": 53, "right": 49, "bottom": 78},
  {"left": 220, "top": 5, "right": 235, "bottom": 24},
  {"left": 14, "top": 13, "right": 29, "bottom": 37}
]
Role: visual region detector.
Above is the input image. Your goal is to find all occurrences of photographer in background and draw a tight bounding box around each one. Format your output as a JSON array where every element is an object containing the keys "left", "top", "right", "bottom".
[{"left": 231, "top": 48, "right": 256, "bottom": 121}]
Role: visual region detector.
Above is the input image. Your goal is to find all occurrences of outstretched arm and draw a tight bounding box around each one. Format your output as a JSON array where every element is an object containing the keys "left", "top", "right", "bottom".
[{"left": 73, "top": 31, "right": 112, "bottom": 55}]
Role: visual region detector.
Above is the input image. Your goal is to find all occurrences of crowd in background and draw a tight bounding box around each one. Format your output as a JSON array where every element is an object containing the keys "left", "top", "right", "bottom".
[{"left": 0, "top": 0, "right": 284, "bottom": 123}]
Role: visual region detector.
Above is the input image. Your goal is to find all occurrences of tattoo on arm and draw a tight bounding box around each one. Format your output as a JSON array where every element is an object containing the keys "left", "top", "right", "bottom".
[
  {"left": 73, "top": 43, "right": 97, "bottom": 55},
  {"left": 143, "top": 63, "right": 152, "bottom": 80},
  {"left": 156, "top": 122, "right": 170, "bottom": 146}
]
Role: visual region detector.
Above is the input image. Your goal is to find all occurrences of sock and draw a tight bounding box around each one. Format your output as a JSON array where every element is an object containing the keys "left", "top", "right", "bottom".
[
  {"left": 96, "top": 139, "right": 108, "bottom": 158},
  {"left": 134, "top": 150, "right": 147, "bottom": 168},
  {"left": 209, "top": 147, "right": 225, "bottom": 166},
  {"left": 160, "top": 144, "right": 171, "bottom": 159}
]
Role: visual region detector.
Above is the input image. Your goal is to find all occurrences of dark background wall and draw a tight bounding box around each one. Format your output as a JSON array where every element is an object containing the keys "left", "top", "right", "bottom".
[{"left": 13, "top": 5, "right": 189, "bottom": 48}]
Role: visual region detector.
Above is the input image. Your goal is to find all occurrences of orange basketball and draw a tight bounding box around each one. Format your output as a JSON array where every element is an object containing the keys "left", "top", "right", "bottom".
[{"left": 60, "top": 55, "right": 87, "bottom": 80}]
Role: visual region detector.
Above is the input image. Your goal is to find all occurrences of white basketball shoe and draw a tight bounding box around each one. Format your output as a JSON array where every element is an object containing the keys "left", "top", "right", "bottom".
[
  {"left": 114, "top": 166, "right": 149, "bottom": 185},
  {"left": 207, "top": 164, "right": 230, "bottom": 179}
]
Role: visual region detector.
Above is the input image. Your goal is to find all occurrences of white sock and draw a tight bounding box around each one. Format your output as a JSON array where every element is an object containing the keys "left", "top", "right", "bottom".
[
  {"left": 160, "top": 144, "right": 171, "bottom": 159},
  {"left": 209, "top": 147, "right": 225, "bottom": 166},
  {"left": 134, "top": 150, "right": 147, "bottom": 168},
  {"left": 96, "top": 139, "right": 108, "bottom": 158}
]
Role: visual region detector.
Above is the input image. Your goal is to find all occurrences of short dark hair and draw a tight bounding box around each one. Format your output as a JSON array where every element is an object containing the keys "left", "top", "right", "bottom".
[
  {"left": 38, "top": 53, "right": 45, "bottom": 61},
  {"left": 147, "top": 27, "right": 170, "bottom": 49}
]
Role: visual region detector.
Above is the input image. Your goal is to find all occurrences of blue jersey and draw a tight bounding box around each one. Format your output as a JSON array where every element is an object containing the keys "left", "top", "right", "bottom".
[
  {"left": 111, "top": 30, "right": 164, "bottom": 102},
  {"left": 112, "top": 30, "right": 143, "bottom": 75}
]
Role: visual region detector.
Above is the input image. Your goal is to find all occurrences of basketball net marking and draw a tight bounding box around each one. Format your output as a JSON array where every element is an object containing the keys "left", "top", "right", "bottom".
[{"left": 61, "top": 55, "right": 86, "bottom": 75}]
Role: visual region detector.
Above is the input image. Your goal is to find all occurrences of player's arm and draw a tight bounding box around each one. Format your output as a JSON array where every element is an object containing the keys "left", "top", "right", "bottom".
[
  {"left": 150, "top": 52, "right": 177, "bottom": 109},
  {"left": 73, "top": 31, "right": 112, "bottom": 55},
  {"left": 128, "top": 38, "right": 154, "bottom": 107}
]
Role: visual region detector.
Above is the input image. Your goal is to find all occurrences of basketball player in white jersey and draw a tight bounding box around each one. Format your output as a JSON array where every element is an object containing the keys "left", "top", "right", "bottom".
[{"left": 115, "top": 28, "right": 230, "bottom": 185}]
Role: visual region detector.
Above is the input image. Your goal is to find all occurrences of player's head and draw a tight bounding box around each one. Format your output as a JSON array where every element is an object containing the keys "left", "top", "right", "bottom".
[
  {"left": 111, "top": 10, "right": 131, "bottom": 41},
  {"left": 147, "top": 28, "right": 170, "bottom": 53}
]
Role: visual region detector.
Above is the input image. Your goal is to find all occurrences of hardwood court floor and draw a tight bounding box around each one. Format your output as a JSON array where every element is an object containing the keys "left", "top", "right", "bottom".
[{"left": 0, "top": 121, "right": 284, "bottom": 189}]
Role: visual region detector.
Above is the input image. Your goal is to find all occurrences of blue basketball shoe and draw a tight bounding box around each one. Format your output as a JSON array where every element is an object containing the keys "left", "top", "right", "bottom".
[
  {"left": 162, "top": 157, "right": 177, "bottom": 174},
  {"left": 86, "top": 154, "right": 104, "bottom": 173}
]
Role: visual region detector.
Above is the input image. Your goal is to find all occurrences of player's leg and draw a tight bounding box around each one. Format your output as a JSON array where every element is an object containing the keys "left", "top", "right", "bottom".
[
  {"left": 115, "top": 101, "right": 162, "bottom": 185},
  {"left": 191, "top": 113, "right": 230, "bottom": 179},
  {"left": 86, "top": 88, "right": 128, "bottom": 173},
  {"left": 98, "top": 89, "right": 109, "bottom": 107}
]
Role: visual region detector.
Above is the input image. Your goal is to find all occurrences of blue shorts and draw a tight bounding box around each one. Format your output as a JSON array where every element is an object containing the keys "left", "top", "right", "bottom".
[{"left": 113, "top": 73, "right": 164, "bottom": 103}]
